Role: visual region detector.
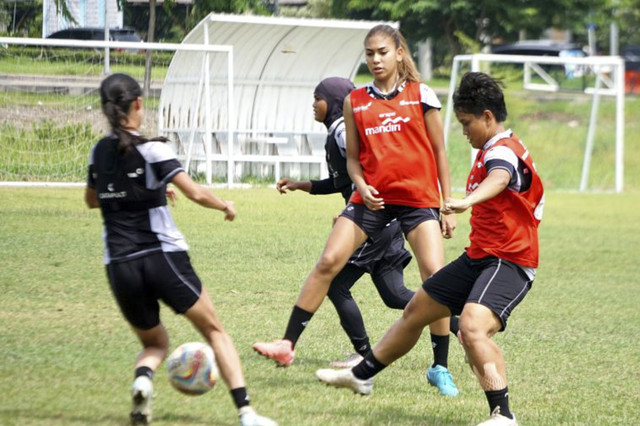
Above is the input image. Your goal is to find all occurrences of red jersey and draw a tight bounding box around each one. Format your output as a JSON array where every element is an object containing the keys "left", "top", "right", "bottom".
[
  {"left": 466, "top": 135, "right": 545, "bottom": 267},
  {"left": 349, "top": 82, "right": 441, "bottom": 208}
]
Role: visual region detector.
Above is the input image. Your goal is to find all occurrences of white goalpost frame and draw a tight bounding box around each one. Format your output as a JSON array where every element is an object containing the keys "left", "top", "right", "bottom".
[
  {"left": 0, "top": 36, "right": 233, "bottom": 187},
  {"left": 444, "top": 53, "right": 625, "bottom": 193}
]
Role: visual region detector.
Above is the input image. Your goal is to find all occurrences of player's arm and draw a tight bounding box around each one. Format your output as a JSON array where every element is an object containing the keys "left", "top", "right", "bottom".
[
  {"left": 424, "top": 107, "right": 455, "bottom": 238},
  {"left": 344, "top": 95, "right": 383, "bottom": 210},
  {"left": 84, "top": 186, "right": 99, "bottom": 209},
  {"left": 443, "top": 168, "right": 511, "bottom": 214},
  {"left": 276, "top": 178, "right": 311, "bottom": 194},
  {"left": 171, "top": 171, "right": 235, "bottom": 221}
]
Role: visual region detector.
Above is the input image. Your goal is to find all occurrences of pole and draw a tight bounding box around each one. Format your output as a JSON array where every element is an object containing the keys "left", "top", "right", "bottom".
[{"left": 104, "top": 0, "right": 110, "bottom": 74}]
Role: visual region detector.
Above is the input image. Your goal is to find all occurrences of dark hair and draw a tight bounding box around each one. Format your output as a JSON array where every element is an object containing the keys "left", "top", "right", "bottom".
[
  {"left": 364, "top": 25, "right": 421, "bottom": 84},
  {"left": 99, "top": 73, "right": 166, "bottom": 155},
  {"left": 453, "top": 72, "right": 508, "bottom": 122}
]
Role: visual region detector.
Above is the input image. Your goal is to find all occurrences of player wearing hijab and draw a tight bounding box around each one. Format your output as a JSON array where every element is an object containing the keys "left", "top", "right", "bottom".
[{"left": 317, "top": 71, "right": 544, "bottom": 426}]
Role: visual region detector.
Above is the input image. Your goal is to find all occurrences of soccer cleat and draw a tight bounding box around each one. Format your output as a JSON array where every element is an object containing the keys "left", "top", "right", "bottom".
[
  {"left": 238, "top": 406, "right": 278, "bottom": 426},
  {"left": 476, "top": 407, "right": 518, "bottom": 425},
  {"left": 130, "top": 376, "right": 153, "bottom": 425},
  {"left": 329, "top": 352, "right": 364, "bottom": 368},
  {"left": 252, "top": 339, "right": 295, "bottom": 367},
  {"left": 315, "top": 368, "right": 373, "bottom": 395},
  {"left": 426, "top": 364, "right": 459, "bottom": 397}
]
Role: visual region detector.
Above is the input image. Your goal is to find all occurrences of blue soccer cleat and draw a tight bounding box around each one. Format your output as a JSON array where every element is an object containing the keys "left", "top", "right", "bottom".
[{"left": 426, "top": 364, "right": 459, "bottom": 397}]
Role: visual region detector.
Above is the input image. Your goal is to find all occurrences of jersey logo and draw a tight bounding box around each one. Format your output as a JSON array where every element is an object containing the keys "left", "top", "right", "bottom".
[
  {"left": 399, "top": 100, "right": 420, "bottom": 106},
  {"left": 353, "top": 101, "right": 372, "bottom": 113},
  {"left": 365, "top": 114, "right": 410, "bottom": 136}
]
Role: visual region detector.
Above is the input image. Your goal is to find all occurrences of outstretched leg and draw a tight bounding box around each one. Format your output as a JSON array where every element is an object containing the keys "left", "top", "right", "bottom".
[{"left": 254, "top": 217, "right": 367, "bottom": 366}]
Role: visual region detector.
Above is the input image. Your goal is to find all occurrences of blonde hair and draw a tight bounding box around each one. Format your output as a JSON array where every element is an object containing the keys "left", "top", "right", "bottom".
[{"left": 365, "top": 25, "right": 421, "bottom": 84}]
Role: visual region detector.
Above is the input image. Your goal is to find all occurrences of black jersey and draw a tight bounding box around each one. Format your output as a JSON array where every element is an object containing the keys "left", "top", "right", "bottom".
[{"left": 87, "top": 135, "right": 187, "bottom": 264}]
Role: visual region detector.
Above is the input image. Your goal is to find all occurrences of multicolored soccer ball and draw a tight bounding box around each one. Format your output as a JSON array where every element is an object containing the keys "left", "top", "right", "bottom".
[{"left": 166, "top": 342, "right": 219, "bottom": 395}]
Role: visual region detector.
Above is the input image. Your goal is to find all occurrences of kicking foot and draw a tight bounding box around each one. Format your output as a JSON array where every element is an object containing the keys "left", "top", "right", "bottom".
[
  {"left": 315, "top": 368, "right": 373, "bottom": 395},
  {"left": 252, "top": 339, "right": 295, "bottom": 367},
  {"left": 238, "top": 406, "right": 278, "bottom": 426}
]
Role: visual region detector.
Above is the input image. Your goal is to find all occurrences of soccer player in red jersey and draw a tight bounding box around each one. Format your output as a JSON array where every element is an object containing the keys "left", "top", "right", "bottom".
[
  {"left": 254, "top": 25, "right": 459, "bottom": 396},
  {"left": 317, "top": 71, "right": 545, "bottom": 426}
]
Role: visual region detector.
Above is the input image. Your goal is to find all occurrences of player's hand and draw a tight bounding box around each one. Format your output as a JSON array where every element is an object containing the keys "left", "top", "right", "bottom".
[
  {"left": 222, "top": 200, "right": 236, "bottom": 222},
  {"left": 276, "top": 178, "right": 297, "bottom": 194},
  {"left": 440, "top": 211, "right": 456, "bottom": 239},
  {"left": 166, "top": 187, "right": 178, "bottom": 207},
  {"left": 360, "top": 185, "right": 384, "bottom": 211},
  {"left": 442, "top": 198, "right": 471, "bottom": 214}
]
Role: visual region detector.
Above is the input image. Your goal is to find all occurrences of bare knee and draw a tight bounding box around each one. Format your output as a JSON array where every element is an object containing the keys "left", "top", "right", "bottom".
[{"left": 314, "top": 251, "right": 346, "bottom": 277}]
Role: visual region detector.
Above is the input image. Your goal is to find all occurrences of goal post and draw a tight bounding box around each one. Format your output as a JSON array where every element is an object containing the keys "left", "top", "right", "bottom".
[
  {"left": 0, "top": 36, "right": 232, "bottom": 185},
  {"left": 444, "top": 53, "right": 625, "bottom": 193}
]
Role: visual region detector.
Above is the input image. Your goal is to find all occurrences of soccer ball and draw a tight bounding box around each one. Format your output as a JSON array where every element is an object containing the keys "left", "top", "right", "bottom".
[{"left": 166, "top": 342, "right": 219, "bottom": 395}]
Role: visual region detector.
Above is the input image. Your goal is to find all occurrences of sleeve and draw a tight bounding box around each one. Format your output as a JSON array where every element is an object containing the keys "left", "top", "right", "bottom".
[
  {"left": 310, "top": 178, "right": 341, "bottom": 195},
  {"left": 419, "top": 83, "right": 442, "bottom": 114},
  {"left": 87, "top": 145, "right": 96, "bottom": 189},
  {"left": 484, "top": 146, "right": 518, "bottom": 187},
  {"left": 137, "top": 141, "right": 184, "bottom": 184}
]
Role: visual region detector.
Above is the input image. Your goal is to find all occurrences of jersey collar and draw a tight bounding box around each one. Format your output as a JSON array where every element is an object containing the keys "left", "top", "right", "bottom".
[{"left": 482, "top": 129, "right": 513, "bottom": 151}]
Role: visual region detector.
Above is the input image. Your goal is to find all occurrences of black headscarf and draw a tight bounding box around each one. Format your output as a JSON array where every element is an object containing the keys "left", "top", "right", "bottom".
[{"left": 314, "top": 77, "right": 356, "bottom": 129}]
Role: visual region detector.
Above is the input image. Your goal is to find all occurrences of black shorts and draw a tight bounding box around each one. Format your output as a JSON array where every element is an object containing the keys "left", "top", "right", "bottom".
[
  {"left": 348, "top": 219, "right": 412, "bottom": 274},
  {"left": 422, "top": 252, "right": 532, "bottom": 331},
  {"left": 106, "top": 250, "right": 202, "bottom": 329},
  {"left": 340, "top": 203, "right": 439, "bottom": 241}
]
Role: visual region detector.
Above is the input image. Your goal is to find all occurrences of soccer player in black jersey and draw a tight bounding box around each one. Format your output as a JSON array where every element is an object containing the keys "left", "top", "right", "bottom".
[
  {"left": 253, "top": 77, "right": 459, "bottom": 396},
  {"left": 85, "top": 73, "right": 276, "bottom": 426}
]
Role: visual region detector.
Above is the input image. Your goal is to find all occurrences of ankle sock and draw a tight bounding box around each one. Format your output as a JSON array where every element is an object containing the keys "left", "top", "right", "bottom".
[
  {"left": 352, "top": 351, "right": 386, "bottom": 380},
  {"left": 230, "top": 387, "right": 250, "bottom": 409},
  {"left": 134, "top": 366, "right": 154, "bottom": 381},
  {"left": 485, "top": 387, "right": 513, "bottom": 419},
  {"left": 430, "top": 333, "right": 449, "bottom": 368}
]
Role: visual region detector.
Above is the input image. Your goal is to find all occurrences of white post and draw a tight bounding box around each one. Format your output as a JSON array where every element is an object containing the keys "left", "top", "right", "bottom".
[
  {"left": 470, "top": 56, "right": 481, "bottom": 166},
  {"left": 580, "top": 68, "right": 602, "bottom": 192},
  {"left": 203, "top": 22, "right": 213, "bottom": 185},
  {"left": 443, "top": 56, "right": 461, "bottom": 147},
  {"left": 104, "top": 1, "right": 110, "bottom": 74},
  {"left": 227, "top": 47, "right": 235, "bottom": 188},
  {"left": 185, "top": 58, "right": 206, "bottom": 175},
  {"left": 615, "top": 59, "right": 625, "bottom": 193}
]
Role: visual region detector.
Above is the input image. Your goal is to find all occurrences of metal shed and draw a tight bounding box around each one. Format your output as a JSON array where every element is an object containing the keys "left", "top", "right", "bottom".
[{"left": 158, "top": 13, "right": 396, "bottom": 185}]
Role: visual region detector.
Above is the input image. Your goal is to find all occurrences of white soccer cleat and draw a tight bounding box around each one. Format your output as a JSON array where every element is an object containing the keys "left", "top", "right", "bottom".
[
  {"left": 315, "top": 368, "right": 373, "bottom": 395},
  {"left": 238, "top": 406, "right": 278, "bottom": 426},
  {"left": 476, "top": 407, "right": 518, "bottom": 426},
  {"left": 329, "top": 352, "right": 364, "bottom": 369},
  {"left": 130, "top": 376, "right": 153, "bottom": 425}
]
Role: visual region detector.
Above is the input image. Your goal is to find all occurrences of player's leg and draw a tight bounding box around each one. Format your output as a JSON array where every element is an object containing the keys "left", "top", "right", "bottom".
[
  {"left": 253, "top": 217, "right": 367, "bottom": 366},
  {"left": 327, "top": 264, "right": 369, "bottom": 367},
  {"left": 185, "top": 289, "right": 276, "bottom": 426},
  {"left": 316, "top": 288, "right": 450, "bottom": 394},
  {"left": 370, "top": 263, "right": 414, "bottom": 309},
  {"left": 405, "top": 219, "right": 458, "bottom": 396},
  {"left": 462, "top": 258, "right": 532, "bottom": 425}
]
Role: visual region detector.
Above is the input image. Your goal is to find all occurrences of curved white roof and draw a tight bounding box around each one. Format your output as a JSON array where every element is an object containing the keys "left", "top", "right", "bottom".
[{"left": 159, "top": 14, "right": 397, "bottom": 136}]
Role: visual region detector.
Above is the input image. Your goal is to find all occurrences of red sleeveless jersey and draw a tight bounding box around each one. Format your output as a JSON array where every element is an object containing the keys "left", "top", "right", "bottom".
[
  {"left": 466, "top": 136, "right": 545, "bottom": 267},
  {"left": 349, "top": 82, "right": 441, "bottom": 208}
]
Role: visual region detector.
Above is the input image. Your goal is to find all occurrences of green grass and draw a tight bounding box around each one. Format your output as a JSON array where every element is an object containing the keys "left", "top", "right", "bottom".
[{"left": 1, "top": 187, "right": 639, "bottom": 425}]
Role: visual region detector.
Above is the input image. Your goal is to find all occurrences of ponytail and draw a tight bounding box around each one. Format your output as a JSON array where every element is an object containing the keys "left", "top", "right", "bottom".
[
  {"left": 365, "top": 25, "right": 422, "bottom": 84},
  {"left": 99, "top": 73, "right": 167, "bottom": 155}
]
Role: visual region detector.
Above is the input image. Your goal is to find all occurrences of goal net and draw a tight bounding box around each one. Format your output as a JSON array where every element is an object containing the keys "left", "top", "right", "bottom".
[
  {"left": 444, "top": 53, "right": 625, "bottom": 193},
  {"left": 0, "top": 37, "right": 231, "bottom": 185}
]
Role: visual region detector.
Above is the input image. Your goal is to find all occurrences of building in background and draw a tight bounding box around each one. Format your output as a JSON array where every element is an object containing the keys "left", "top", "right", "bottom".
[{"left": 42, "top": 0, "right": 122, "bottom": 38}]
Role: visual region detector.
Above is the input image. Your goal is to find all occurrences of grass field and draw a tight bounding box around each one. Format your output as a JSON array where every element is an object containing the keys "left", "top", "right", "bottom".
[{"left": 1, "top": 186, "right": 639, "bottom": 425}]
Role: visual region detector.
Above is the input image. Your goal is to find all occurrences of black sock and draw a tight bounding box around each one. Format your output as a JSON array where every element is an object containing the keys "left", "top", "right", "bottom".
[
  {"left": 351, "top": 337, "right": 371, "bottom": 357},
  {"left": 283, "top": 305, "right": 314, "bottom": 348},
  {"left": 230, "top": 387, "right": 250, "bottom": 409},
  {"left": 431, "top": 333, "right": 449, "bottom": 368},
  {"left": 449, "top": 316, "right": 460, "bottom": 336},
  {"left": 352, "top": 351, "right": 387, "bottom": 380},
  {"left": 485, "top": 387, "right": 513, "bottom": 419},
  {"left": 134, "top": 366, "right": 154, "bottom": 381}
]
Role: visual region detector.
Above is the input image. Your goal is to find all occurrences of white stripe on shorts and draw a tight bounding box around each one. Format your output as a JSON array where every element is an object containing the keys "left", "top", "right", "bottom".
[
  {"left": 162, "top": 252, "right": 201, "bottom": 298},
  {"left": 477, "top": 258, "right": 501, "bottom": 304}
]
